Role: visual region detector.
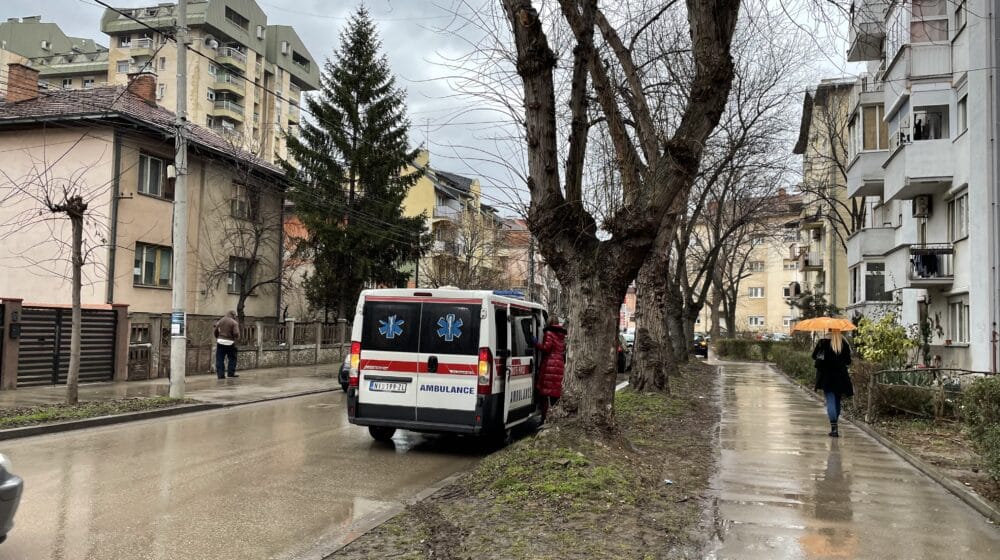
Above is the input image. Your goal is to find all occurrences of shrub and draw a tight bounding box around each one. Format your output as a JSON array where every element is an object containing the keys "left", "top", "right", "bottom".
[
  {"left": 853, "top": 314, "right": 916, "bottom": 368},
  {"left": 772, "top": 346, "right": 814, "bottom": 385},
  {"left": 964, "top": 376, "right": 1000, "bottom": 480},
  {"left": 715, "top": 339, "right": 774, "bottom": 361}
]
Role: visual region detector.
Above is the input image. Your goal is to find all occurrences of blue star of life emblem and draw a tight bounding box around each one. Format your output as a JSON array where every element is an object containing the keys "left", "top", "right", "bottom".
[
  {"left": 436, "top": 314, "right": 463, "bottom": 342},
  {"left": 378, "top": 315, "right": 404, "bottom": 339}
]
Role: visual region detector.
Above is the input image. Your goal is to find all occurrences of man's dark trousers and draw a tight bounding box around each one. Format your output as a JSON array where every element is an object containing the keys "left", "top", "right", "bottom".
[{"left": 216, "top": 344, "right": 237, "bottom": 378}]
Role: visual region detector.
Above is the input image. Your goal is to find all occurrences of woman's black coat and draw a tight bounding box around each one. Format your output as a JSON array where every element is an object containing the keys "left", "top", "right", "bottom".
[{"left": 812, "top": 338, "right": 854, "bottom": 397}]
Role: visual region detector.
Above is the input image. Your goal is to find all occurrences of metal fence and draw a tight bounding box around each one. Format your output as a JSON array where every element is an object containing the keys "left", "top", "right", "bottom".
[{"left": 870, "top": 368, "right": 997, "bottom": 422}]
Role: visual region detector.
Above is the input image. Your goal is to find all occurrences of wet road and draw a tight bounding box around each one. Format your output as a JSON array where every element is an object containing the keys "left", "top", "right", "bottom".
[
  {"left": 0, "top": 393, "right": 483, "bottom": 560},
  {"left": 712, "top": 361, "right": 1000, "bottom": 559}
]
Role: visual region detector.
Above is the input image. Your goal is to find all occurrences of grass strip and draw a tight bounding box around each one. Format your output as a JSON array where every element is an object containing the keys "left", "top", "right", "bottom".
[{"left": 0, "top": 396, "right": 197, "bottom": 429}]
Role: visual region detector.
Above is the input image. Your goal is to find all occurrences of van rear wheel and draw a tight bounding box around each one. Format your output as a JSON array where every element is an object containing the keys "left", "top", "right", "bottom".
[{"left": 368, "top": 426, "right": 396, "bottom": 442}]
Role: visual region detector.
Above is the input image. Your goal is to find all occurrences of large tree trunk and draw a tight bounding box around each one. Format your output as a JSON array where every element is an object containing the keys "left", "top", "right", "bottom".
[
  {"left": 66, "top": 214, "right": 83, "bottom": 405},
  {"left": 665, "top": 282, "right": 688, "bottom": 363},
  {"left": 556, "top": 276, "right": 623, "bottom": 430},
  {"left": 709, "top": 281, "right": 722, "bottom": 339},
  {"left": 632, "top": 257, "right": 673, "bottom": 392}
]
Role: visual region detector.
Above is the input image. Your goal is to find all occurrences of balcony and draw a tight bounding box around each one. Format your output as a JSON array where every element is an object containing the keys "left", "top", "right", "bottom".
[
  {"left": 883, "top": 139, "right": 953, "bottom": 201},
  {"left": 214, "top": 73, "right": 245, "bottom": 95},
  {"left": 130, "top": 37, "right": 156, "bottom": 58},
  {"left": 846, "top": 0, "right": 888, "bottom": 62},
  {"left": 884, "top": 45, "right": 952, "bottom": 112},
  {"left": 216, "top": 47, "right": 247, "bottom": 72},
  {"left": 847, "top": 227, "right": 894, "bottom": 266},
  {"left": 846, "top": 150, "right": 887, "bottom": 197},
  {"left": 800, "top": 251, "right": 824, "bottom": 272},
  {"left": 908, "top": 243, "right": 953, "bottom": 287},
  {"left": 432, "top": 240, "right": 460, "bottom": 256},
  {"left": 800, "top": 209, "right": 824, "bottom": 230},
  {"left": 433, "top": 205, "right": 462, "bottom": 221},
  {"left": 210, "top": 124, "right": 240, "bottom": 139},
  {"left": 288, "top": 103, "right": 300, "bottom": 123},
  {"left": 211, "top": 100, "right": 245, "bottom": 122}
]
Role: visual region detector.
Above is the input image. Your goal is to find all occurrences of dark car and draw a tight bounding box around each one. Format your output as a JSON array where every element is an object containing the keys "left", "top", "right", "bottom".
[
  {"left": 692, "top": 334, "right": 709, "bottom": 358},
  {"left": 338, "top": 353, "right": 351, "bottom": 392},
  {"left": 0, "top": 453, "right": 23, "bottom": 543}
]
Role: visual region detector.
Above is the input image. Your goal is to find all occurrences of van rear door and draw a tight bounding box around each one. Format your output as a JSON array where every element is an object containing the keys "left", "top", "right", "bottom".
[
  {"left": 415, "top": 301, "right": 481, "bottom": 426},
  {"left": 358, "top": 299, "right": 421, "bottom": 421},
  {"left": 505, "top": 307, "right": 537, "bottom": 423}
]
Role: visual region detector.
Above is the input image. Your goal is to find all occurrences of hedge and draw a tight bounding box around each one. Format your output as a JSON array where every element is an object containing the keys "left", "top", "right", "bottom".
[{"left": 964, "top": 376, "right": 1000, "bottom": 480}]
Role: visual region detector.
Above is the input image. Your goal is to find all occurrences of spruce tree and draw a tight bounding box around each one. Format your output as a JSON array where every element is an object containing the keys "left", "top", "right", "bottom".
[{"left": 284, "top": 6, "right": 427, "bottom": 319}]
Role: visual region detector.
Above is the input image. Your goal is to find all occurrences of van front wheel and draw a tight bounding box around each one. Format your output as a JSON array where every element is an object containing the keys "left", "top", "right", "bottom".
[{"left": 368, "top": 426, "right": 396, "bottom": 442}]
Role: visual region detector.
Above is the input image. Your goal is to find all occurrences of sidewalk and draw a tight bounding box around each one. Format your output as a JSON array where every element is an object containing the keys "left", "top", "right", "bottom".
[
  {"left": 711, "top": 360, "right": 1000, "bottom": 559},
  {"left": 0, "top": 363, "right": 341, "bottom": 408}
]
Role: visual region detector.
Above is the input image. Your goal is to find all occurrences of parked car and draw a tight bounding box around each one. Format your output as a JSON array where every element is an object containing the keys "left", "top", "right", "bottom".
[
  {"left": 621, "top": 331, "right": 635, "bottom": 351},
  {"left": 692, "top": 334, "right": 709, "bottom": 358},
  {"left": 771, "top": 332, "right": 791, "bottom": 342},
  {"left": 617, "top": 333, "right": 633, "bottom": 373},
  {"left": 0, "top": 453, "right": 23, "bottom": 543},
  {"left": 338, "top": 353, "right": 351, "bottom": 392}
]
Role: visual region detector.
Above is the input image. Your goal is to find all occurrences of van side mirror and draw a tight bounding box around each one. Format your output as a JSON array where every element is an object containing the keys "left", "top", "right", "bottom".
[{"left": 497, "top": 349, "right": 511, "bottom": 359}]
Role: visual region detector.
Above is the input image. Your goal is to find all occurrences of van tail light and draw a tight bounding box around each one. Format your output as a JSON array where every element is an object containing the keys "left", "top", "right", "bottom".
[
  {"left": 349, "top": 341, "right": 361, "bottom": 387},
  {"left": 477, "top": 347, "right": 492, "bottom": 395}
]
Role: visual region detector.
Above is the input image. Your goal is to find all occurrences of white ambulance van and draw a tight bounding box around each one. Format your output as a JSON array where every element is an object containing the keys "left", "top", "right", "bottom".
[{"left": 346, "top": 288, "right": 547, "bottom": 442}]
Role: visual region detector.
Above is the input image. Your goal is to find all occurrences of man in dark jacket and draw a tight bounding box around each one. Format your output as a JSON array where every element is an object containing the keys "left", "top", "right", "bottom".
[
  {"left": 534, "top": 318, "right": 567, "bottom": 420},
  {"left": 214, "top": 311, "right": 240, "bottom": 379},
  {"left": 813, "top": 329, "right": 853, "bottom": 437}
]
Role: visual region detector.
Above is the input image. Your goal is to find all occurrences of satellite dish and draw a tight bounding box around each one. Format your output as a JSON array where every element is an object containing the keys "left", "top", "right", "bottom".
[{"left": 205, "top": 36, "right": 219, "bottom": 49}]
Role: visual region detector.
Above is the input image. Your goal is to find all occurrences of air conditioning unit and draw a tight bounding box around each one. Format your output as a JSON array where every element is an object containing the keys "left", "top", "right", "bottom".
[
  {"left": 40, "top": 40, "right": 51, "bottom": 51},
  {"left": 256, "top": 25, "right": 265, "bottom": 39},
  {"left": 912, "top": 195, "right": 931, "bottom": 218},
  {"left": 281, "top": 41, "right": 290, "bottom": 54}
]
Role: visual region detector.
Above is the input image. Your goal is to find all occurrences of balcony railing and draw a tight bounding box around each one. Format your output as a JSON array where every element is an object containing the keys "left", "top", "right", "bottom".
[
  {"left": 433, "top": 205, "right": 462, "bottom": 219},
  {"left": 215, "top": 73, "right": 246, "bottom": 93},
  {"left": 217, "top": 47, "right": 247, "bottom": 64},
  {"left": 800, "top": 251, "right": 823, "bottom": 271},
  {"left": 213, "top": 100, "right": 244, "bottom": 115},
  {"left": 133, "top": 37, "right": 154, "bottom": 49},
  {"left": 909, "top": 243, "right": 953, "bottom": 285}
]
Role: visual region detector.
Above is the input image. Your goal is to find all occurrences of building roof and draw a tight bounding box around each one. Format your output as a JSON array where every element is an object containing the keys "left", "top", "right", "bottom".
[
  {"left": 429, "top": 168, "right": 477, "bottom": 201},
  {"left": 0, "top": 17, "right": 109, "bottom": 78},
  {"left": 793, "top": 79, "right": 854, "bottom": 155},
  {"left": 0, "top": 85, "right": 282, "bottom": 176}
]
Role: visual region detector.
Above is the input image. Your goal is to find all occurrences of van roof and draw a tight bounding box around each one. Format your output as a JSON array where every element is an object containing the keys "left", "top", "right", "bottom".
[{"left": 359, "top": 288, "right": 545, "bottom": 310}]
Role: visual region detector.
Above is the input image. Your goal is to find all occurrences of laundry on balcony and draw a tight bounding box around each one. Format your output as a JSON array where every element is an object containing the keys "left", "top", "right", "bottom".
[{"left": 911, "top": 253, "right": 939, "bottom": 278}]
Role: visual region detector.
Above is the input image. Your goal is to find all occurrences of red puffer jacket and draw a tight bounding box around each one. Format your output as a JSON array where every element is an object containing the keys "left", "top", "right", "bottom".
[{"left": 535, "top": 325, "right": 567, "bottom": 397}]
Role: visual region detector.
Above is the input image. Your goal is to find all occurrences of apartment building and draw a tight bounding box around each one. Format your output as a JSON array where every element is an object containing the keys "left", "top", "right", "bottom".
[
  {"left": 500, "top": 218, "right": 561, "bottom": 310},
  {"left": 99, "top": 0, "right": 320, "bottom": 162},
  {"left": 0, "top": 65, "right": 285, "bottom": 319},
  {"left": 844, "top": 0, "right": 999, "bottom": 370},
  {"left": 0, "top": 16, "right": 109, "bottom": 95},
  {"left": 793, "top": 80, "right": 854, "bottom": 312},
  {"left": 732, "top": 193, "right": 805, "bottom": 335}
]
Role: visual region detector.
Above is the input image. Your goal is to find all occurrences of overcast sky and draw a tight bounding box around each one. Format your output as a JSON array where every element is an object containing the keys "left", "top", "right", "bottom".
[{"left": 1, "top": 0, "right": 854, "bottom": 216}]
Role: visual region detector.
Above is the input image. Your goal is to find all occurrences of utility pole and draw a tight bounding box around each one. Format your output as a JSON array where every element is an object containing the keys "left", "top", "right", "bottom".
[
  {"left": 528, "top": 234, "right": 535, "bottom": 301},
  {"left": 169, "top": 0, "right": 189, "bottom": 398}
]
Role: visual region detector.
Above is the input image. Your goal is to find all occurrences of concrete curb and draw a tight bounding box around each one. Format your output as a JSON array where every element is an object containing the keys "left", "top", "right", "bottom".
[
  {"left": 755, "top": 361, "right": 1000, "bottom": 525},
  {"left": 0, "top": 386, "right": 340, "bottom": 441}
]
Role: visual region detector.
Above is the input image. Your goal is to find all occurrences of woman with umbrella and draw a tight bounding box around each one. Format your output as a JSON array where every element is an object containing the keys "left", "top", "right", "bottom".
[{"left": 794, "top": 318, "right": 855, "bottom": 437}]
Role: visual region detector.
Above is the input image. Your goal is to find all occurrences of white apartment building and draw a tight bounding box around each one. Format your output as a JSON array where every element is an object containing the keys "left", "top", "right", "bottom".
[{"left": 845, "top": 0, "right": 998, "bottom": 370}]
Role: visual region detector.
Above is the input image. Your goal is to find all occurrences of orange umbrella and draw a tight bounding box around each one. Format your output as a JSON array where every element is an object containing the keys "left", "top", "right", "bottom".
[{"left": 792, "top": 317, "right": 857, "bottom": 332}]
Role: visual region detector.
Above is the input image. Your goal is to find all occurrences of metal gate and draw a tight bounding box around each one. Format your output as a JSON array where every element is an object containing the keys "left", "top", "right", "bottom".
[{"left": 16, "top": 306, "right": 116, "bottom": 386}]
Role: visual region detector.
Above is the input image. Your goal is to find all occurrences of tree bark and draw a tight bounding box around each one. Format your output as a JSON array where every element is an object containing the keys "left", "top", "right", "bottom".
[
  {"left": 631, "top": 256, "right": 671, "bottom": 392},
  {"left": 665, "top": 281, "right": 688, "bottom": 363},
  {"left": 66, "top": 213, "right": 83, "bottom": 405}
]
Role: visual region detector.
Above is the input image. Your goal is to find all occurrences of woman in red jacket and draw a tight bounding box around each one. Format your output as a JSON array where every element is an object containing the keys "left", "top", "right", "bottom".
[{"left": 534, "top": 318, "right": 567, "bottom": 420}]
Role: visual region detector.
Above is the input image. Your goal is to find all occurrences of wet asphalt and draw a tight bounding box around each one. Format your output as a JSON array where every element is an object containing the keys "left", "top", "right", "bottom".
[
  {"left": 0, "top": 392, "right": 483, "bottom": 560},
  {"left": 711, "top": 361, "right": 1000, "bottom": 559}
]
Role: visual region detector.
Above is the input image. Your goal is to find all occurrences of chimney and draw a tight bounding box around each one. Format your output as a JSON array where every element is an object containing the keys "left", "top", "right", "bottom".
[
  {"left": 126, "top": 71, "right": 157, "bottom": 106},
  {"left": 5, "top": 63, "right": 40, "bottom": 103}
]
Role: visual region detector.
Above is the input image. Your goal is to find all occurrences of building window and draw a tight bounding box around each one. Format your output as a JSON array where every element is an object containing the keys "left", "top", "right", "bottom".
[
  {"left": 948, "top": 192, "right": 969, "bottom": 241},
  {"left": 134, "top": 243, "right": 172, "bottom": 288},
  {"left": 208, "top": 63, "right": 218, "bottom": 76},
  {"left": 865, "top": 262, "right": 891, "bottom": 301},
  {"left": 138, "top": 153, "right": 172, "bottom": 199},
  {"left": 228, "top": 257, "right": 254, "bottom": 294},
  {"left": 862, "top": 105, "right": 888, "bottom": 150},
  {"left": 748, "top": 261, "right": 765, "bottom": 272},
  {"left": 783, "top": 228, "right": 798, "bottom": 242},
  {"left": 955, "top": 0, "right": 967, "bottom": 33},
  {"left": 748, "top": 316, "right": 765, "bottom": 327},
  {"left": 783, "top": 260, "right": 798, "bottom": 270},
  {"left": 948, "top": 298, "right": 969, "bottom": 343},
  {"left": 83, "top": 78, "right": 94, "bottom": 88},
  {"left": 158, "top": 56, "right": 167, "bottom": 70},
  {"left": 911, "top": 0, "right": 948, "bottom": 43},
  {"left": 119, "top": 35, "right": 132, "bottom": 48},
  {"left": 748, "top": 287, "right": 765, "bottom": 299},
  {"left": 60, "top": 78, "right": 72, "bottom": 89},
  {"left": 783, "top": 316, "right": 793, "bottom": 328},
  {"left": 912, "top": 105, "right": 949, "bottom": 140},
  {"left": 231, "top": 183, "right": 259, "bottom": 220},
  {"left": 116, "top": 60, "right": 129, "bottom": 74},
  {"left": 225, "top": 7, "right": 250, "bottom": 30},
  {"left": 750, "top": 234, "right": 766, "bottom": 247},
  {"left": 207, "top": 88, "right": 216, "bottom": 101},
  {"left": 957, "top": 96, "right": 967, "bottom": 134},
  {"left": 157, "top": 84, "right": 166, "bottom": 100}
]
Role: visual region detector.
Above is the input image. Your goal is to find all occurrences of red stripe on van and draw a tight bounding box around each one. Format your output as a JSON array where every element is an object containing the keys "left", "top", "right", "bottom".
[
  {"left": 359, "top": 359, "right": 477, "bottom": 375},
  {"left": 364, "top": 296, "right": 482, "bottom": 304}
]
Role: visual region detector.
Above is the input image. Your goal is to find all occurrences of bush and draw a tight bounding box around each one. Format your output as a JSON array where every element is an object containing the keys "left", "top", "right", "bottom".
[
  {"left": 964, "top": 376, "right": 1000, "bottom": 480},
  {"left": 715, "top": 339, "right": 774, "bottom": 361},
  {"left": 772, "top": 345, "right": 814, "bottom": 385}
]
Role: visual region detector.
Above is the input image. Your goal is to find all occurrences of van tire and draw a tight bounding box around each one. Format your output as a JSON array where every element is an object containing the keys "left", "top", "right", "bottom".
[
  {"left": 368, "top": 426, "right": 396, "bottom": 442},
  {"left": 340, "top": 382, "right": 348, "bottom": 392}
]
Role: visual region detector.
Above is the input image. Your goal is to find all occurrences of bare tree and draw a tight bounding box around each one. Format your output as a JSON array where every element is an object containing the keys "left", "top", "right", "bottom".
[{"left": 0, "top": 138, "right": 113, "bottom": 404}]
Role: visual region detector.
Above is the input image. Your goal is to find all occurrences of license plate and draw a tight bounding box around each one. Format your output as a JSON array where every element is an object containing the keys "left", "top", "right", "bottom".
[{"left": 369, "top": 381, "right": 407, "bottom": 393}]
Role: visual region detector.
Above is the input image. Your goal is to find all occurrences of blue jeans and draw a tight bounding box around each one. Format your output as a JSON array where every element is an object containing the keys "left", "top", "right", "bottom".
[
  {"left": 825, "top": 391, "right": 842, "bottom": 423},
  {"left": 216, "top": 344, "right": 237, "bottom": 378}
]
